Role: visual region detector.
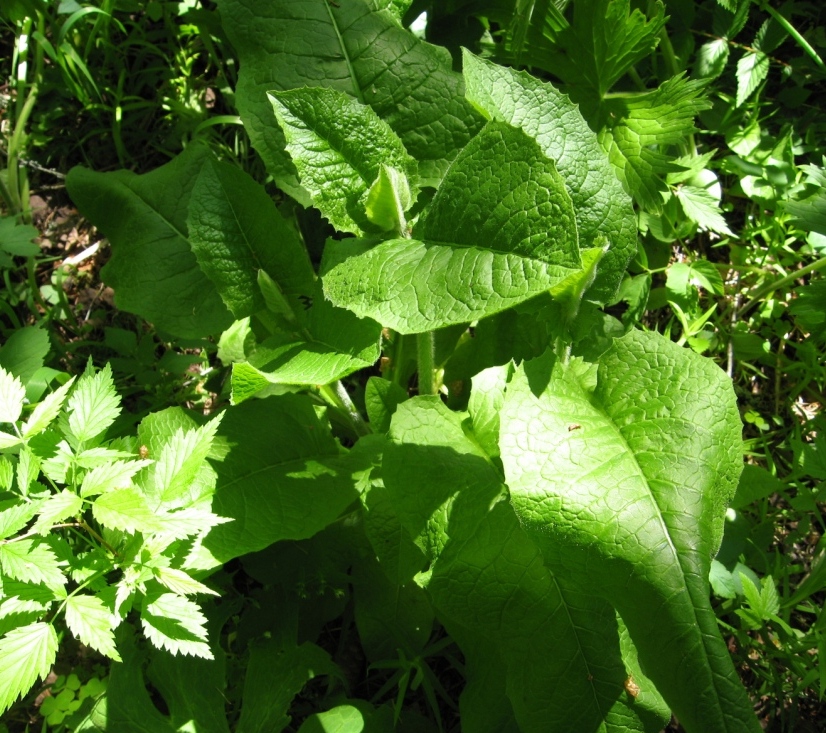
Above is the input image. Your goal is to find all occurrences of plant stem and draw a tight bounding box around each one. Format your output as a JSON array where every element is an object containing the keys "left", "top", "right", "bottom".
[
  {"left": 740, "top": 255, "right": 826, "bottom": 316},
  {"left": 756, "top": 0, "right": 825, "bottom": 72},
  {"left": 319, "top": 381, "right": 370, "bottom": 437},
  {"left": 417, "top": 331, "right": 437, "bottom": 395}
]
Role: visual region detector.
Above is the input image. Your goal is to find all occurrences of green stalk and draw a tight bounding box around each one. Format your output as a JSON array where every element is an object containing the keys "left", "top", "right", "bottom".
[
  {"left": 756, "top": 1, "right": 825, "bottom": 72},
  {"left": 319, "top": 381, "right": 371, "bottom": 437},
  {"left": 740, "top": 255, "right": 826, "bottom": 316},
  {"left": 417, "top": 331, "right": 437, "bottom": 395}
]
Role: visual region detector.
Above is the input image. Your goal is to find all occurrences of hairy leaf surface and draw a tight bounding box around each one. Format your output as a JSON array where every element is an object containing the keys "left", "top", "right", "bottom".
[
  {"left": 500, "top": 331, "right": 760, "bottom": 733},
  {"left": 324, "top": 122, "right": 581, "bottom": 333},
  {"left": 462, "top": 51, "right": 635, "bottom": 301},
  {"left": 218, "top": 0, "right": 482, "bottom": 194}
]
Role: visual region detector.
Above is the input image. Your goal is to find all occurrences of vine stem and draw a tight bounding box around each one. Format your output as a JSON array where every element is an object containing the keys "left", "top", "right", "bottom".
[{"left": 417, "top": 331, "right": 437, "bottom": 395}]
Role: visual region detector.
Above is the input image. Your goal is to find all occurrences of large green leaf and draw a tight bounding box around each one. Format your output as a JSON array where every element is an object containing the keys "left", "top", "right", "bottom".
[
  {"left": 461, "top": 50, "right": 635, "bottom": 301},
  {"left": 500, "top": 331, "right": 760, "bottom": 733},
  {"left": 66, "top": 146, "right": 233, "bottom": 339},
  {"left": 218, "top": 0, "right": 482, "bottom": 196},
  {"left": 270, "top": 87, "right": 418, "bottom": 234},
  {"left": 192, "top": 396, "right": 366, "bottom": 569},
  {"left": 383, "top": 397, "right": 668, "bottom": 733},
  {"left": 187, "top": 159, "right": 315, "bottom": 318},
  {"left": 230, "top": 281, "right": 382, "bottom": 400},
  {"left": 323, "top": 122, "right": 581, "bottom": 333}
]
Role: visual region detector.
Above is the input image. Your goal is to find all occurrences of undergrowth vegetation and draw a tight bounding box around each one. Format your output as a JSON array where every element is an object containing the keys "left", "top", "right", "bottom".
[{"left": 1, "top": 0, "right": 826, "bottom": 732}]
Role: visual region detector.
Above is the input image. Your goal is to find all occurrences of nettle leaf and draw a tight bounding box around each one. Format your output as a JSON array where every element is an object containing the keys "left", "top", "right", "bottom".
[
  {"left": 0, "top": 365, "right": 25, "bottom": 425},
  {"left": 67, "top": 364, "right": 121, "bottom": 445},
  {"left": 230, "top": 282, "right": 381, "bottom": 400},
  {"left": 270, "top": 87, "right": 418, "bottom": 235},
  {"left": 66, "top": 144, "right": 233, "bottom": 339},
  {"left": 187, "top": 159, "right": 315, "bottom": 319},
  {"left": 462, "top": 51, "right": 635, "bottom": 302},
  {"left": 92, "top": 488, "right": 161, "bottom": 534},
  {"left": 218, "top": 0, "right": 482, "bottom": 195},
  {"left": 190, "top": 396, "right": 367, "bottom": 569},
  {"left": 23, "top": 376, "right": 76, "bottom": 439},
  {"left": 500, "top": 330, "right": 760, "bottom": 733},
  {"left": 0, "top": 621, "right": 58, "bottom": 714},
  {"left": 80, "top": 459, "right": 153, "bottom": 498},
  {"left": 141, "top": 592, "right": 212, "bottom": 658},
  {"left": 674, "top": 185, "right": 734, "bottom": 236},
  {"left": 32, "top": 490, "right": 83, "bottom": 534},
  {"left": 324, "top": 122, "right": 581, "bottom": 333},
  {"left": 599, "top": 75, "right": 710, "bottom": 212},
  {"left": 508, "top": 0, "right": 666, "bottom": 101},
  {"left": 736, "top": 51, "right": 769, "bottom": 107},
  {"left": 383, "top": 398, "right": 668, "bottom": 732},
  {"left": 0, "top": 538, "right": 67, "bottom": 588},
  {"left": 65, "top": 594, "right": 121, "bottom": 660}
]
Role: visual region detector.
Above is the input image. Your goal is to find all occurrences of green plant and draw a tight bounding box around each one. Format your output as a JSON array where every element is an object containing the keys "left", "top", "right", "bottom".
[{"left": 29, "top": 1, "right": 771, "bottom": 730}]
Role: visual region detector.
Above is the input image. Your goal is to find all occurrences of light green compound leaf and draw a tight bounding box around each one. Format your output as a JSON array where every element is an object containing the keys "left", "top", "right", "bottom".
[
  {"left": 237, "top": 639, "right": 340, "bottom": 733},
  {"left": 140, "top": 592, "right": 212, "bottom": 659},
  {"left": 0, "top": 621, "right": 58, "bottom": 715},
  {"left": 270, "top": 88, "right": 418, "bottom": 235},
  {"left": 65, "top": 594, "right": 121, "bottom": 660},
  {"left": 462, "top": 51, "right": 636, "bottom": 302},
  {"left": 67, "top": 364, "right": 120, "bottom": 445},
  {"left": 0, "top": 365, "right": 25, "bottom": 425},
  {"left": 231, "top": 283, "right": 381, "bottom": 399},
  {"left": 0, "top": 500, "right": 41, "bottom": 540},
  {"left": 192, "top": 396, "right": 366, "bottom": 569},
  {"left": 23, "top": 376, "right": 76, "bottom": 438},
  {"left": 500, "top": 330, "right": 760, "bottom": 733},
  {"left": 695, "top": 38, "right": 730, "bottom": 79},
  {"left": 736, "top": 51, "right": 769, "bottom": 107},
  {"left": 218, "top": 0, "right": 482, "bottom": 196},
  {"left": 154, "top": 567, "right": 218, "bottom": 596},
  {"left": 32, "top": 490, "right": 83, "bottom": 534},
  {"left": 599, "top": 74, "right": 710, "bottom": 212},
  {"left": 80, "top": 459, "right": 152, "bottom": 498},
  {"left": 384, "top": 397, "right": 668, "bottom": 733},
  {"left": 674, "top": 185, "right": 734, "bottom": 236},
  {"left": 0, "top": 538, "right": 66, "bottom": 588},
  {"left": 66, "top": 145, "right": 233, "bottom": 339},
  {"left": 324, "top": 122, "right": 581, "bottom": 333},
  {"left": 187, "top": 159, "right": 315, "bottom": 318},
  {"left": 92, "top": 488, "right": 161, "bottom": 534}
]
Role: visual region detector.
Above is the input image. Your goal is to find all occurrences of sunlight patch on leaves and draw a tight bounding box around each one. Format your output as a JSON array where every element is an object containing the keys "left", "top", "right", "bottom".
[
  {"left": 65, "top": 594, "right": 121, "bottom": 660},
  {"left": 141, "top": 592, "right": 212, "bottom": 659},
  {"left": 67, "top": 364, "right": 121, "bottom": 445}
]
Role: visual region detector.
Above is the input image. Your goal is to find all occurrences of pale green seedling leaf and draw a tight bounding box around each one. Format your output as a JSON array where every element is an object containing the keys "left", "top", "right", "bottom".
[
  {"left": 65, "top": 594, "right": 121, "bottom": 660},
  {"left": 32, "top": 490, "right": 83, "bottom": 534},
  {"left": 187, "top": 158, "right": 315, "bottom": 318},
  {"left": 270, "top": 87, "right": 418, "bottom": 235},
  {"left": 23, "top": 376, "right": 76, "bottom": 438},
  {"left": 736, "top": 51, "right": 769, "bottom": 107},
  {"left": 66, "top": 145, "right": 233, "bottom": 339},
  {"left": 92, "top": 488, "right": 161, "bottom": 534},
  {"left": 219, "top": 0, "right": 482, "bottom": 194},
  {"left": 500, "top": 330, "right": 760, "bottom": 733},
  {"left": 141, "top": 592, "right": 212, "bottom": 658},
  {"left": 462, "top": 51, "right": 636, "bottom": 302},
  {"left": 0, "top": 366, "right": 25, "bottom": 425},
  {"left": 0, "top": 621, "right": 58, "bottom": 714},
  {"left": 81, "top": 459, "right": 153, "bottom": 498},
  {"left": 599, "top": 75, "right": 710, "bottom": 211},
  {"left": 324, "top": 122, "right": 581, "bottom": 333},
  {"left": 67, "top": 364, "right": 121, "bottom": 444},
  {"left": 675, "top": 185, "right": 734, "bottom": 235},
  {"left": 0, "top": 539, "right": 67, "bottom": 588}
]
